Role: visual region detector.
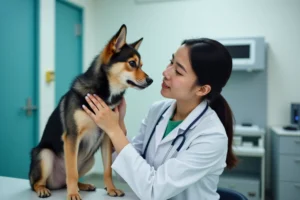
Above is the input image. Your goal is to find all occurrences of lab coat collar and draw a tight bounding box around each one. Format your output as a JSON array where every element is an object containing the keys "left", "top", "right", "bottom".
[
  {"left": 156, "top": 99, "right": 209, "bottom": 147},
  {"left": 176, "top": 99, "right": 208, "bottom": 131}
]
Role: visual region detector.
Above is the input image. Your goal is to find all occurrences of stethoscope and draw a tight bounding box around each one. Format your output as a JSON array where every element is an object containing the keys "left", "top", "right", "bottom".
[{"left": 142, "top": 102, "right": 209, "bottom": 160}]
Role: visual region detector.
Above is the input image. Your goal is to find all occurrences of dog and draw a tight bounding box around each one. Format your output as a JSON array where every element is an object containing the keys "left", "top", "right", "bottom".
[{"left": 29, "top": 24, "right": 153, "bottom": 199}]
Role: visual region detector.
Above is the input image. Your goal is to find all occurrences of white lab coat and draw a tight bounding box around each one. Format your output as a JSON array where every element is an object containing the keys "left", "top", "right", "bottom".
[{"left": 112, "top": 99, "right": 228, "bottom": 200}]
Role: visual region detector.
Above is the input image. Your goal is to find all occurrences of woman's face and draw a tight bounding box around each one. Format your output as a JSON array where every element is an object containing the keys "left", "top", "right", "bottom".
[{"left": 161, "top": 45, "right": 202, "bottom": 101}]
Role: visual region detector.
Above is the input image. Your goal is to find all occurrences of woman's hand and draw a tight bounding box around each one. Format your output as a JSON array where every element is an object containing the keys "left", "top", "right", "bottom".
[
  {"left": 82, "top": 94, "right": 121, "bottom": 135},
  {"left": 82, "top": 94, "right": 130, "bottom": 153}
]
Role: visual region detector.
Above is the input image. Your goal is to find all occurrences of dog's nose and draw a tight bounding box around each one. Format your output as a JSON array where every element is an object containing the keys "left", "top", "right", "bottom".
[{"left": 146, "top": 77, "right": 153, "bottom": 85}]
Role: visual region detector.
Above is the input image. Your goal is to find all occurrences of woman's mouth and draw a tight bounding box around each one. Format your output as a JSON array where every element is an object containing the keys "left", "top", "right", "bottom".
[{"left": 162, "top": 82, "right": 170, "bottom": 89}]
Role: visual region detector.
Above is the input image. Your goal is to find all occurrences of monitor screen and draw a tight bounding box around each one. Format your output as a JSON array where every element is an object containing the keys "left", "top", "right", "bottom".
[{"left": 225, "top": 45, "right": 250, "bottom": 59}]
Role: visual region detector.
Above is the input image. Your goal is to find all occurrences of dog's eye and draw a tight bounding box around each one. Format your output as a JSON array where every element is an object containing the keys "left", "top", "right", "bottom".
[{"left": 129, "top": 61, "right": 137, "bottom": 67}]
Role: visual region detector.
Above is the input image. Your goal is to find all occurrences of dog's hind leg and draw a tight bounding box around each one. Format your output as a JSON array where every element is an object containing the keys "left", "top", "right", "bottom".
[
  {"left": 78, "top": 157, "right": 96, "bottom": 191},
  {"left": 62, "top": 132, "right": 82, "bottom": 200},
  {"left": 101, "top": 134, "right": 125, "bottom": 197},
  {"left": 29, "top": 148, "right": 54, "bottom": 198}
]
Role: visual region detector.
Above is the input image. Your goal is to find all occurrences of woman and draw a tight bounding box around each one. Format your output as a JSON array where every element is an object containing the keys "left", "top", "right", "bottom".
[{"left": 82, "top": 38, "right": 238, "bottom": 200}]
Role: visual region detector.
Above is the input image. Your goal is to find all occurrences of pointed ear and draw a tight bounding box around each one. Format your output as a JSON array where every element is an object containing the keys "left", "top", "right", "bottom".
[
  {"left": 100, "top": 24, "right": 127, "bottom": 64},
  {"left": 114, "top": 24, "right": 127, "bottom": 52},
  {"left": 130, "top": 37, "right": 143, "bottom": 50}
]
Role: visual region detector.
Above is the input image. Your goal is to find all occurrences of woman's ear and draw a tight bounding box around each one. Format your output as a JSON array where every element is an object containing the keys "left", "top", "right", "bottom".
[{"left": 196, "top": 85, "right": 211, "bottom": 97}]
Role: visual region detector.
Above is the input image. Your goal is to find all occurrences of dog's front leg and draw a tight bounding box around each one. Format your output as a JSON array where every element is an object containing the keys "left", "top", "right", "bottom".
[
  {"left": 101, "top": 133, "right": 125, "bottom": 197},
  {"left": 63, "top": 132, "right": 81, "bottom": 200}
]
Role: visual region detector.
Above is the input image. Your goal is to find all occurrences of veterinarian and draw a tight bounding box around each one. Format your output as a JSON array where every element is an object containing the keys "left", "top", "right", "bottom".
[{"left": 82, "top": 38, "right": 238, "bottom": 200}]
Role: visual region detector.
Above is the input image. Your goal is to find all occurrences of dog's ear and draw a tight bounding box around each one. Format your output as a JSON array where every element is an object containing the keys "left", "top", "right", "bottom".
[
  {"left": 130, "top": 37, "right": 143, "bottom": 50},
  {"left": 113, "top": 24, "right": 127, "bottom": 52},
  {"left": 100, "top": 25, "right": 127, "bottom": 64}
]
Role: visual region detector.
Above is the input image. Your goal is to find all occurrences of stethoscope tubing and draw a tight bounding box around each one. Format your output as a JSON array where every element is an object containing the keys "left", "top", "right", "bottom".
[{"left": 142, "top": 102, "right": 209, "bottom": 160}]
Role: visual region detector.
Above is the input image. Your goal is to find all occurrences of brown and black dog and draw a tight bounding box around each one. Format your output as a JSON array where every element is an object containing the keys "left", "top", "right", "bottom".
[{"left": 29, "top": 24, "right": 153, "bottom": 199}]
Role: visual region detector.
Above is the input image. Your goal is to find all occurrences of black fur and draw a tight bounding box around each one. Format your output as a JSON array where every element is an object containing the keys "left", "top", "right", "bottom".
[{"left": 28, "top": 25, "right": 152, "bottom": 195}]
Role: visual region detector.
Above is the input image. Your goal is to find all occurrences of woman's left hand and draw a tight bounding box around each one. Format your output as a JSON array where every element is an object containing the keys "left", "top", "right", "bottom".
[{"left": 82, "top": 94, "right": 121, "bottom": 134}]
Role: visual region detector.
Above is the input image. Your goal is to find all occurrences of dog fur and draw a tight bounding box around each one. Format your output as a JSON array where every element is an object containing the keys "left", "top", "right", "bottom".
[{"left": 29, "top": 24, "right": 152, "bottom": 199}]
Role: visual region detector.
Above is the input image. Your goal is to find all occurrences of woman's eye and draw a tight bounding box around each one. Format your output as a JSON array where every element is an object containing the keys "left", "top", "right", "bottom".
[
  {"left": 169, "top": 60, "right": 173, "bottom": 65},
  {"left": 129, "top": 61, "right": 136, "bottom": 67},
  {"left": 175, "top": 70, "right": 182, "bottom": 75}
]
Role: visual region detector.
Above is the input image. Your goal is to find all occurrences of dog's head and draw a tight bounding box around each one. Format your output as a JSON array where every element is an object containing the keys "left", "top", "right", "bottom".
[{"left": 99, "top": 24, "right": 153, "bottom": 93}]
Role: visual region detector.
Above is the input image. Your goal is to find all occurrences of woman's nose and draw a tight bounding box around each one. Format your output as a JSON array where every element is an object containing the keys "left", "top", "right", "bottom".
[{"left": 162, "top": 66, "right": 171, "bottom": 79}]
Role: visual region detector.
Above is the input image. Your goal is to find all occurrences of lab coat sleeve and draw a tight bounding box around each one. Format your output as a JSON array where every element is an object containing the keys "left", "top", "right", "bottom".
[
  {"left": 111, "top": 132, "right": 227, "bottom": 200},
  {"left": 112, "top": 118, "right": 146, "bottom": 161},
  {"left": 112, "top": 111, "right": 149, "bottom": 182}
]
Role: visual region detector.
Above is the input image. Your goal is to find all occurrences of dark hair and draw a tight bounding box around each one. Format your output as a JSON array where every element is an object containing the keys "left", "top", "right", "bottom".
[{"left": 182, "top": 38, "right": 238, "bottom": 169}]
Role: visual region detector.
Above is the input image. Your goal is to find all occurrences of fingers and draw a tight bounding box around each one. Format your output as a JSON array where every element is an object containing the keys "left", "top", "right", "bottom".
[
  {"left": 93, "top": 94, "right": 108, "bottom": 109},
  {"left": 82, "top": 104, "right": 96, "bottom": 120},
  {"left": 86, "top": 94, "right": 104, "bottom": 109},
  {"left": 85, "top": 95, "right": 100, "bottom": 113}
]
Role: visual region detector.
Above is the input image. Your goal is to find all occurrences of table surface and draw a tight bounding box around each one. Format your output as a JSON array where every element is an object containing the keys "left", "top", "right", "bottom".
[
  {"left": 0, "top": 176, "right": 139, "bottom": 200},
  {"left": 271, "top": 126, "right": 300, "bottom": 136}
]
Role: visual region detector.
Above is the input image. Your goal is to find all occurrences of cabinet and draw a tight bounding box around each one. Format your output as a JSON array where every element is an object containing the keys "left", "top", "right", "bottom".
[
  {"left": 219, "top": 125, "right": 265, "bottom": 200},
  {"left": 271, "top": 127, "right": 300, "bottom": 200}
]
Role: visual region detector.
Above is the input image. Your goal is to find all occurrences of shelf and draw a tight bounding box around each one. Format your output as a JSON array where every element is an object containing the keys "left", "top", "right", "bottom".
[
  {"left": 234, "top": 124, "right": 265, "bottom": 136},
  {"left": 221, "top": 171, "right": 260, "bottom": 181},
  {"left": 233, "top": 146, "right": 265, "bottom": 157}
]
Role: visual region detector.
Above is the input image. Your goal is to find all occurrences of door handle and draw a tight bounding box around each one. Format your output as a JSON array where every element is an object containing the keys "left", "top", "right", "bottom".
[{"left": 22, "top": 97, "right": 37, "bottom": 116}]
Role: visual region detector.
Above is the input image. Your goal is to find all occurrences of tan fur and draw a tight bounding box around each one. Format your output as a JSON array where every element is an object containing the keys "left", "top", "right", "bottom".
[
  {"left": 134, "top": 67, "right": 148, "bottom": 81},
  {"left": 127, "top": 55, "right": 142, "bottom": 68},
  {"left": 100, "top": 27, "right": 126, "bottom": 65},
  {"left": 33, "top": 150, "right": 54, "bottom": 197},
  {"left": 30, "top": 24, "right": 150, "bottom": 199},
  {"left": 109, "top": 56, "right": 146, "bottom": 83},
  {"left": 126, "top": 55, "right": 147, "bottom": 81},
  {"left": 73, "top": 109, "right": 98, "bottom": 137},
  {"left": 62, "top": 133, "right": 81, "bottom": 200},
  {"left": 78, "top": 182, "right": 95, "bottom": 191},
  {"left": 108, "top": 63, "right": 127, "bottom": 81},
  {"left": 100, "top": 41, "right": 114, "bottom": 65},
  {"left": 101, "top": 134, "right": 124, "bottom": 196}
]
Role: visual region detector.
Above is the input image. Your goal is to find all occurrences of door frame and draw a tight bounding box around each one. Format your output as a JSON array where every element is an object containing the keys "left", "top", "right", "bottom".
[{"left": 33, "top": 0, "right": 40, "bottom": 145}]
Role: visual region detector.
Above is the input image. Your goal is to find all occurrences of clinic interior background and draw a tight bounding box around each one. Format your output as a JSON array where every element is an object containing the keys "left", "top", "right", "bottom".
[{"left": 38, "top": 0, "right": 300, "bottom": 192}]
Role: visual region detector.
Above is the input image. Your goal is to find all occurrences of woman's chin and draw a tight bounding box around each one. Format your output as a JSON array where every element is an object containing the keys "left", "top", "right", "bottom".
[{"left": 160, "top": 89, "right": 171, "bottom": 98}]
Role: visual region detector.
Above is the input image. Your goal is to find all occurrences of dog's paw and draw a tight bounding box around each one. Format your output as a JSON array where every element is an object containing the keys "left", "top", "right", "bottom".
[
  {"left": 104, "top": 187, "right": 125, "bottom": 197},
  {"left": 78, "top": 182, "right": 96, "bottom": 191},
  {"left": 35, "top": 186, "right": 51, "bottom": 198},
  {"left": 67, "top": 193, "right": 82, "bottom": 200}
]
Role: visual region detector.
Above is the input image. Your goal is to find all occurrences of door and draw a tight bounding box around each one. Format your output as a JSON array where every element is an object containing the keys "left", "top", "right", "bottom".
[
  {"left": 0, "top": 0, "right": 38, "bottom": 179},
  {"left": 55, "top": 0, "right": 83, "bottom": 104}
]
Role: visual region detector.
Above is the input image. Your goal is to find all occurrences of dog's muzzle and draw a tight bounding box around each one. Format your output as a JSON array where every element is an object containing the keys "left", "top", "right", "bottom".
[
  {"left": 127, "top": 77, "right": 153, "bottom": 89},
  {"left": 146, "top": 77, "right": 153, "bottom": 86}
]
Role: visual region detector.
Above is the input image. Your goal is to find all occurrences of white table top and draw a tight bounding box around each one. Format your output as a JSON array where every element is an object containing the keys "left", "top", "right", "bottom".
[
  {"left": 271, "top": 126, "right": 300, "bottom": 136},
  {"left": 0, "top": 176, "right": 139, "bottom": 200}
]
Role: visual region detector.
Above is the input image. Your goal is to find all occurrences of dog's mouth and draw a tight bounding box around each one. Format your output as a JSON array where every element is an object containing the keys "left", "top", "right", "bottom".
[{"left": 127, "top": 80, "right": 147, "bottom": 89}]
